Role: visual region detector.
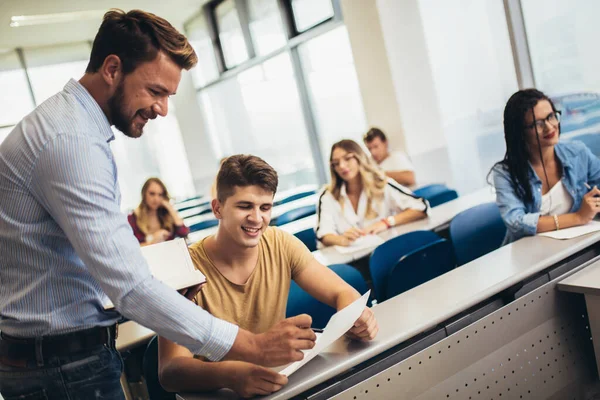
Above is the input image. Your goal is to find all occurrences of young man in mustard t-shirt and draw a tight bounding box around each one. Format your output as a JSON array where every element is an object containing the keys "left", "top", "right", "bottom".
[{"left": 158, "top": 155, "right": 378, "bottom": 398}]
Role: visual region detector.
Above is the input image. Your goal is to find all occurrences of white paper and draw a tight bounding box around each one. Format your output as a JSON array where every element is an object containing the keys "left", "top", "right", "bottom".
[
  {"left": 334, "top": 235, "right": 384, "bottom": 254},
  {"left": 103, "top": 239, "right": 205, "bottom": 309},
  {"left": 539, "top": 221, "right": 600, "bottom": 240},
  {"left": 279, "top": 290, "right": 370, "bottom": 377}
]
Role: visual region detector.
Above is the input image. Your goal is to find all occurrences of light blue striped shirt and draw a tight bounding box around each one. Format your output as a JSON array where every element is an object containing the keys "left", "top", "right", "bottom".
[{"left": 0, "top": 79, "right": 238, "bottom": 361}]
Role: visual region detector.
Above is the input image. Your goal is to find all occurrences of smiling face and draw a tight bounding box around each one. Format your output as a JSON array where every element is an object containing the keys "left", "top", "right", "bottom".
[
  {"left": 213, "top": 185, "right": 274, "bottom": 249},
  {"left": 108, "top": 52, "right": 181, "bottom": 138},
  {"left": 523, "top": 99, "right": 560, "bottom": 152},
  {"left": 331, "top": 147, "right": 360, "bottom": 183}
]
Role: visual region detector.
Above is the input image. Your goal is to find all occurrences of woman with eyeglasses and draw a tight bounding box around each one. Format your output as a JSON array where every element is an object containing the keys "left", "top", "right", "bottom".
[
  {"left": 491, "top": 89, "right": 600, "bottom": 244},
  {"left": 316, "top": 139, "right": 428, "bottom": 247}
]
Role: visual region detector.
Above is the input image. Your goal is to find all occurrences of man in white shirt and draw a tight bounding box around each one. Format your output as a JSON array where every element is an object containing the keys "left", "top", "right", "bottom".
[{"left": 364, "top": 127, "right": 416, "bottom": 187}]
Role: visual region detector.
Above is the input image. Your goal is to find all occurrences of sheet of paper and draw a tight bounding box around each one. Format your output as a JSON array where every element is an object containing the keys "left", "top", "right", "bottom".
[
  {"left": 103, "top": 239, "right": 205, "bottom": 309},
  {"left": 539, "top": 220, "right": 600, "bottom": 240},
  {"left": 334, "top": 235, "right": 384, "bottom": 254},
  {"left": 279, "top": 290, "right": 370, "bottom": 377}
]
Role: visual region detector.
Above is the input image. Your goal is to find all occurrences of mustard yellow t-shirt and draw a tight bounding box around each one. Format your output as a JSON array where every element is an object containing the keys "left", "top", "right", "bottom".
[{"left": 189, "top": 227, "right": 314, "bottom": 334}]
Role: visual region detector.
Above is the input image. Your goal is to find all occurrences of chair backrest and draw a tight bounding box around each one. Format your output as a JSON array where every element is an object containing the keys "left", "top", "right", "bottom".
[
  {"left": 286, "top": 264, "right": 369, "bottom": 329},
  {"left": 369, "top": 230, "right": 441, "bottom": 302},
  {"left": 143, "top": 336, "right": 176, "bottom": 400},
  {"left": 189, "top": 218, "right": 219, "bottom": 233},
  {"left": 272, "top": 204, "right": 316, "bottom": 226},
  {"left": 449, "top": 202, "right": 507, "bottom": 266},
  {"left": 385, "top": 239, "right": 455, "bottom": 300},
  {"left": 413, "top": 184, "right": 458, "bottom": 207},
  {"left": 294, "top": 227, "right": 317, "bottom": 252},
  {"left": 275, "top": 189, "right": 317, "bottom": 206}
]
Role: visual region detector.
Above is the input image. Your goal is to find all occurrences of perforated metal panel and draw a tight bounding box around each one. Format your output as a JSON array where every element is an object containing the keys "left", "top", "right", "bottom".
[{"left": 329, "top": 273, "right": 595, "bottom": 399}]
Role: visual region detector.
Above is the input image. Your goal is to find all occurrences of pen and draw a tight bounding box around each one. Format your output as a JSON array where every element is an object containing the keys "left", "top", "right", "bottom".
[
  {"left": 585, "top": 182, "right": 592, "bottom": 190},
  {"left": 311, "top": 328, "right": 324, "bottom": 333}
]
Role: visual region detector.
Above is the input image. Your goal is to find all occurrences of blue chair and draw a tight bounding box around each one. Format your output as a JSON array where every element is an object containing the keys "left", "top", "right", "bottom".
[
  {"left": 189, "top": 219, "right": 219, "bottom": 233},
  {"left": 449, "top": 202, "right": 507, "bottom": 266},
  {"left": 369, "top": 230, "right": 442, "bottom": 302},
  {"left": 272, "top": 204, "right": 316, "bottom": 226},
  {"left": 143, "top": 336, "right": 175, "bottom": 400},
  {"left": 294, "top": 227, "right": 317, "bottom": 252},
  {"left": 385, "top": 239, "right": 455, "bottom": 299},
  {"left": 414, "top": 184, "right": 458, "bottom": 207},
  {"left": 286, "top": 264, "right": 369, "bottom": 329},
  {"left": 275, "top": 189, "right": 317, "bottom": 206}
]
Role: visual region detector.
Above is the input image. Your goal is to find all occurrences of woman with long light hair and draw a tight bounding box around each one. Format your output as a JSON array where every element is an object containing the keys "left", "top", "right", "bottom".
[
  {"left": 316, "top": 139, "right": 428, "bottom": 247},
  {"left": 128, "top": 177, "right": 189, "bottom": 246}
]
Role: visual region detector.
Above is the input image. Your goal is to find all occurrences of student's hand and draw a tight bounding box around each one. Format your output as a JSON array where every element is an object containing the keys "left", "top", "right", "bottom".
[
  {"left": 178, "top": 283, "right": 204, "bottom": 302},
  {"left": 342, "top": 228, "right": 365, "bottom": 243},
  {"left": 364, "top": 220, "right": 388, "bottom": 235},
  {"left": 346, "top": 307, "right": 379, "bottom": 341},
  {"left": 229, "top": 361, "right": 288, "bottom": 398},
  {"left": 161, "top": 198, "right": 175, "bottom": 211},
  {"left": 577, "top": 186, "right": 600, "bottom": 224},
  {"left": 254, "top": 314, "right": 317, "bottom": 367},
  {"left": 152, "top": 229, "right": 171, "bottom": 244}
]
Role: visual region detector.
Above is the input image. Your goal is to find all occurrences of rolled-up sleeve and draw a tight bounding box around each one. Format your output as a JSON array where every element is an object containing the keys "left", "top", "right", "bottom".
[
  {"left": 30, "top": 134, "right": 238, "bottom": 360},
  {"left": 492, "top": 167, "right": 538, "bottom": 239}
]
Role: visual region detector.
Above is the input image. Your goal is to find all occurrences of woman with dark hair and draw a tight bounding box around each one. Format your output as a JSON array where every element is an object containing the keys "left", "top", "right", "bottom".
[
  {"left": 316, "top": 139, "right": 428, "bottom": 247},
  {"left": 491, "top": 88, "right": 600, "bottom": 244},
  {"left": 128, "top": 177, "right": 189, "bottom": 246}
]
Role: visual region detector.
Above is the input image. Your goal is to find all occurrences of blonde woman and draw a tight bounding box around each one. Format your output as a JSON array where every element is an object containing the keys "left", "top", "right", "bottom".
[
  {"left": 316, "top": 140, "right": 428, "bottom": 247},
  {"left": 128, "top": 177, "right": 189, "bottom": 246}
]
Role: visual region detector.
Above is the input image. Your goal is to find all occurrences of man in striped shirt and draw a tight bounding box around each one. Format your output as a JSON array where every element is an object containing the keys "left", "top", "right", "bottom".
[{"left": 0, "top": 9, "right": 315, "bottom": 399}]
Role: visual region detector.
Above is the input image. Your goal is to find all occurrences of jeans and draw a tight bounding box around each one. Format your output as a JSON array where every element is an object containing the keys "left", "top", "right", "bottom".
[{"left": 0, "top": 345, "right": 124, "bottom": 400}]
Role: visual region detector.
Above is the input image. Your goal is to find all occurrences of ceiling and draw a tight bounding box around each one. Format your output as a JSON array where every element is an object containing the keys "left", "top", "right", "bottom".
[{"left": 0, "top": 0, "right": 208, "bottom": 50}]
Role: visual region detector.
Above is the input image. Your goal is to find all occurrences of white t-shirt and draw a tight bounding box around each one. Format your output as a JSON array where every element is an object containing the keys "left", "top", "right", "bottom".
[
  {"left": 315, "top": 179, "right": 428, "bottom": 241},
  {"left": 540, "top": 180, "right": 573, "bottom": 216},
  {"left": 378, "top": 151, "right": 414, "bottom": 172}
]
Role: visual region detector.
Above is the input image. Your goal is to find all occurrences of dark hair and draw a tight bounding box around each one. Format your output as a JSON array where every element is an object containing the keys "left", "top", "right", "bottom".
[
  {"left": 86, "top": 9, "right": 197, "bottom": 75},
  {"left": 216, "top": 155, "right": 279, "bottom": 202},
  {"left": 489, "top": 89, "right": 558, "bottom": 205},
  {"left": 363, "top": 127, "right": 388, "bottom": 144}
]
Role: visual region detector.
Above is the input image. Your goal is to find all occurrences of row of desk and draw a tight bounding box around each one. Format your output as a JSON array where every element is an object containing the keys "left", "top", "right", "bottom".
[{"left": 180, "top": 219, "right": 600, "bottom": 399}]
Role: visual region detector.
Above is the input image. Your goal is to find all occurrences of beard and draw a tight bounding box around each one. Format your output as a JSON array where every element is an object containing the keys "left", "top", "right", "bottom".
[{"left": 108, "top": 80, "right": 143, "bottom": 138}]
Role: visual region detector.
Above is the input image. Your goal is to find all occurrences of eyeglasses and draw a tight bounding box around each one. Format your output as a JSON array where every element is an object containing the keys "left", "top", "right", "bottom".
[
  {"left": 331, "top": 153, "right": 356, "bottom": 169},
  {"left": 524, "top": 111, "right": 561, "bottom": 131}
]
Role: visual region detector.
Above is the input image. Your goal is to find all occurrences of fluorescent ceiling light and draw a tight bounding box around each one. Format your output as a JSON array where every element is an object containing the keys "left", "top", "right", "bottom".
[{"left": 10, "top": 10, "right": 105, "bottom": 27}]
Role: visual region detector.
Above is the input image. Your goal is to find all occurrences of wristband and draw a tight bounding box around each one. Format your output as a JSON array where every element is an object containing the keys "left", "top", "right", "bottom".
[{"left": 381, "top": 218, "right": 391, "bottom": 228}]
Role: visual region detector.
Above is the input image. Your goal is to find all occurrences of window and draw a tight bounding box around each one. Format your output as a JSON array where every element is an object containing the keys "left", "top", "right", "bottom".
[
  {"left": 110, "top": 101, "right": 196, "bottom": 211},
  {"left": 419, "top": 0, "right": 518, "bottom": 193},
  {"left": 198, "top": 52, "right": 318, "bottom": 190},
  {"left": 299, "top": 26, "right": 367, "bottom": 164},
  {"left": 521, "top": 0, "right": 600, "bottom": 147},
  {"left": 186, "top": 13, "right": 220, "bottom": 87},
  {"left": 216, "top": 0, "right": 249, "bottom": 68},
  {"left": 25, "top": 43, "right": 90, "bottom": 104},
  {"left": 291, "top": 0, "right": 334, "bottom": 32},
  {"left": 248, "top": 0, "right": 287, "bottom": 56},
  {"left": 0, "top": 50, "right": 35, "bottom": 127}
]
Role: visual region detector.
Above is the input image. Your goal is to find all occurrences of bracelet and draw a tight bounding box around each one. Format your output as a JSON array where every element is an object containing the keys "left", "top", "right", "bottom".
[
  {"left": 553, "top": 214, "right": 560, "bottom": 231},
  {"left": 381, "top": 218, "right": 391, "bottom": 228}
]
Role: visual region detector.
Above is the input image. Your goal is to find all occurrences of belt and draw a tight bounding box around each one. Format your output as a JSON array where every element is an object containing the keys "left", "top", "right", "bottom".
[{"left": 0, "top": 325, "right": 118, "bottom": 368}]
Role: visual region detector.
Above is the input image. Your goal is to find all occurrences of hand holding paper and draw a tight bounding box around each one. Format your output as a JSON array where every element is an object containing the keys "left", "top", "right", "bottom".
[{"left": 345, "top": 306, "right": 379, "bottom": 341}]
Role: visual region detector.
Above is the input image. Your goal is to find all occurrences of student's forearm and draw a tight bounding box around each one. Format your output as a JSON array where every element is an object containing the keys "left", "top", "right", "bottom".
[
  {"left": 385, "top": 171, "right": 416, "bottom": 186},
  {"left": 536, "top": 213, "right": 583, "bottom": 233},
  {"left": 159, "top": 357, "right": 238, "bottom": 393},
  {"left": 334, "top": 288, "right": 361, "bottom": 311},
  {"left": 393, "top": 209, "right": 426, "bottom": 226},
  {"left": 320, "top": 234, "right": 347, "bottom": 247}
]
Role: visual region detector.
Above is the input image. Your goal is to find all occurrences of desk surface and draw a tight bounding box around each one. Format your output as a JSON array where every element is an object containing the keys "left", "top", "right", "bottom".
[
  {"left": 557, "top": 258, "right": 600, "bottom": 295},
  {"left": 178, "top": 230, "right": 600, "bottom": 400},
  {"left": 116, "top": 321, "right": 154, "bottom": 351}
]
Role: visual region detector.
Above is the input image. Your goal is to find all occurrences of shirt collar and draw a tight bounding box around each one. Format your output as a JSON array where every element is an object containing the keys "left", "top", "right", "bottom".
[
  {"left": 64, "top": 79, "right": 115, "bottom": 143},
  {"left": 554, "top": 142, "right": 573, "bottom": 169}
]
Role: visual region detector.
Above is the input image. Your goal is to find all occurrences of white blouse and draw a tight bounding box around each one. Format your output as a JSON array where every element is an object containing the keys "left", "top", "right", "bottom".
[
  {"left": 315, "top": 179, "right": 428, "bottom": 240},
  {"left": 540, "top": 180, "right": 573, "bottom": 216}
]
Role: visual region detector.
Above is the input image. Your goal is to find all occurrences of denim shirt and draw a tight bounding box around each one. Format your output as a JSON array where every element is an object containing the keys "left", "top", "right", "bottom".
[{"left": 492, "top": 141, "right": 600, "bottom": 244}]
